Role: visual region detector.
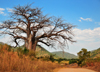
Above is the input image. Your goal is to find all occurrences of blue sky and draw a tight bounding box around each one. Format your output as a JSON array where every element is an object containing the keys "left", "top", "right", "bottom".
[{"left": 0, "top": 0, "right": 100, "bottom": 55}]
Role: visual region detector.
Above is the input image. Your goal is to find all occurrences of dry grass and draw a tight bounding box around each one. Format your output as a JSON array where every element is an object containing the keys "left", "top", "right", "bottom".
[
  {"left": 60, "top": 61, "right": 69, "bottom": 64},
  {"left": 82, "top": 59, "right": 100, "bottom": 72},
  {"left": 0, "top": 44, "right": 60, "bottom": 72},
  {"left": 86, "top": 62, "right": 100, "bottom": 72},
  {"left": 81, "top": 62, "right": 100, "bottom": 72}
]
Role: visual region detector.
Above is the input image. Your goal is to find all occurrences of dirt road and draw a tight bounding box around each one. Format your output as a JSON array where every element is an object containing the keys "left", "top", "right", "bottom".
[{"left": 54, "top": 68, "right": 97, "bottom": 72}]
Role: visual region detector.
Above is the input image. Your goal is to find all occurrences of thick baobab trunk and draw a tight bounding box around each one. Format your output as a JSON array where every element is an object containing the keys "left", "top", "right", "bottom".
[
  {"left": 28, "top": 40, "right": 37, "bottom": 51},
  {"left": 25, "top": 41, "right": 28, "bottom": 48},
  {"left": 27, "top": 35, "right": 37, "bottom": 51},
  {"left": 32, "top": 41, "right": 37, "bottom": 51}
]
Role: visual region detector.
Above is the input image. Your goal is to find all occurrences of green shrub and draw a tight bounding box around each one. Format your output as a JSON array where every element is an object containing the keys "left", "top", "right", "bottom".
[
  {"left": 22, "top": 48, "right": 29, "bottom": 55},
  {"left": 58, "top": 58, "right": 62, "bottom": 64},
  {"left": 69, "top": 59, "right": 77, "bottom": 64},
  {"left": 77, "top": 60, "right": 82, "bottom": 66},
  {"left": 49, "top": 54, "right": 55, "bottom": 62},
  {"left": 17, "top": 47, "right": 29, "bottom": 56}
]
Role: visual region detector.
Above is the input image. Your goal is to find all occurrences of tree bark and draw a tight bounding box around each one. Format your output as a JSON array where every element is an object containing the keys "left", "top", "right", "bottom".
[
  {"left": 32, "top": 40, "right": 37, "bottom": 51},
  {"left": 26, "top": 35, "right": 37, "bottom": 51},
  {"left": 25, "top": 41, "right": 28, "bottom": 48}
]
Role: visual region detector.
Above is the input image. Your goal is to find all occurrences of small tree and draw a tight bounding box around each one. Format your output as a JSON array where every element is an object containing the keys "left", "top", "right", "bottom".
[
  {"left": 0, "top": 4, "right": 76, "bottom": 51},
  {"left": 77, "top": 48, "right": 90, "bottom": 66},
  {"left": 49, "top": 54, "right": 55, "bottom": 62}
]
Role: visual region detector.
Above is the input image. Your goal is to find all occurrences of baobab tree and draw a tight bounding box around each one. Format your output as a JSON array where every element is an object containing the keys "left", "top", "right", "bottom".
[{"left": 0, "top": 4, "right": 76, "bottom": 51}]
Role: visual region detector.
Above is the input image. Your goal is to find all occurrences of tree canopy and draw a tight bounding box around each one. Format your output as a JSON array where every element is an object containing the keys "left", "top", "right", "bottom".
[
  {"left": 77, "top": 48, "right": 90, "bottom": 60},
  {"left": 77, "top": 48, "right": 90, "bottom": 66},
  {"left": 0, "top": 4, "right": 76, "bottom": 51}
]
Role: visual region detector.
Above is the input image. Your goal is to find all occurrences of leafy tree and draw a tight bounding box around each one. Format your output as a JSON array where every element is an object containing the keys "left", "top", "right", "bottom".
[
  {"left": 58, "top": 58, "right": 62, "bottom": 63},
  {"left": 49, "top": 54, "right": 55, "bottom": 62},
  {"left": 0, "top": 4, "right": 75, "bottom": 51},
  {"left": 77, "top": 48, "right": 90, "bottom": 66}
]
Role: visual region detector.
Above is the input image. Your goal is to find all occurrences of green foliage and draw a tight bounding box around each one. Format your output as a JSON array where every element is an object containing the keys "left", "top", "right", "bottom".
[
  {"left": 37, "top": 56, "right": 50, "bottom": 61},
  {"left": 69, "top": 59, "right": 78, "bottom": 64},
  {"left": 77, "top": 48, "right": 90, "bottom": 66},
  {"left": 52, "top": 51, "right": 78, "bottom": 59},
  {"left": 22, "top": 47, "right": 29, "bottom": 55},
  {"left": 36, "top": 45, "right": 52, "bottom": 57},
  {"left": 57, "top": 58, "right": 62, "bottom": 63},
  {"left": 36, "top": 54, "right": 55, "bottom": 62},
  {"left": 55, "top": 58, "right": 79, "bottom": 64},
  {"left": 90, "top": 48, "right": 100, "bottom": 58},
  {"left": 49, "top": 54, "right": 55, "bottom": 62},
  {"left": 16, "top": 47, "right": 39, "bottom": 59}
]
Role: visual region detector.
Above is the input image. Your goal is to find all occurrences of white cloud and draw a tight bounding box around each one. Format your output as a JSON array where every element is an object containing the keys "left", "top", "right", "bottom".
[
  {"left": 0, "top": 8, "right": 5, "bottom": 15},
  {"left": 78, "top": 20, "right": 81, "bottom": 22},
  {"left": 67, "top": 27, "right": 100, "bottom": 55},
  {"left": 95, "top": 22, "right": 100, "bottom": 25},
  {"left": 39, "top": 27, "right": 100, "bottom": 55},
  {"left": 0, "top": 7, "right": 14, "bottom": 16},
  {"left": 79, "top": 17, "right": 92, "bottom": 22},
  {"left": 0, "top": 27, "right": 100, "bottom": 55},
  {"left": 0, "top": 8, "right": 5, "bottom": 11},
  {"left": 73, "top": 27, "right": 100, "bottom": 41},
  {"left": 6, "top": 8, "right": 13, "bottom": 12}
]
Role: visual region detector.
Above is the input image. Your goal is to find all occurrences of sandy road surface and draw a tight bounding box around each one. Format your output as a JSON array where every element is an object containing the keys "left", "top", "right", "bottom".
[{"left": 54, "top": 68, "right": 97, "bottom": 72}]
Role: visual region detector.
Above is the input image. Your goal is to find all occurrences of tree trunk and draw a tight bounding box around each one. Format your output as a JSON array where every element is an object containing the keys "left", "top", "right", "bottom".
[
  {"left": 27, "top": 35, "right": 37, "bottom": 51},
  {"left": 32, "top": 41, "right": 37, "bottom": 51},
  {"left": 25, "top": 41, "right": 28, "bottom": 48}
]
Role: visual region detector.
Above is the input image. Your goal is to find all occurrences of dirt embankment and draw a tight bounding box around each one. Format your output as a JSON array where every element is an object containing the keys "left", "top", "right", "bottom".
[
  {"left": 54, "top": 68, "right": 97, "bottom": 72},
  {"left": 54, "top": 63, "right": 98, "bottom": 72}
]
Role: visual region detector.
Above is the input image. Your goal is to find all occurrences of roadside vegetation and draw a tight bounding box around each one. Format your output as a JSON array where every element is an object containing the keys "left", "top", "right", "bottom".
[
  {"left": 77, "top": 48, "right": 100, "bottom": 72},
  {"left": 0, "top": 44, "right": 61, "bottom": 72},
  {"left": 0, "top": 43, "right": 100, "bottom": 72},
  {"left": 81, "top": 58, "right": 100, "bottom": 72}
]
